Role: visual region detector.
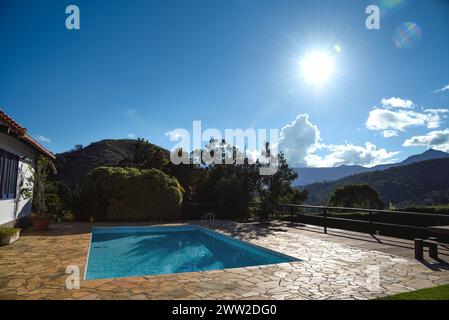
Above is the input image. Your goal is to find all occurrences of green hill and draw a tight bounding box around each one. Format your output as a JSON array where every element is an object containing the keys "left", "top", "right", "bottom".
[
  {"left": 302, "top": 158, "right": 449, "bottom": 207},
  {"left": 53, "top": 139, "right": 170, "bottom": 188}
]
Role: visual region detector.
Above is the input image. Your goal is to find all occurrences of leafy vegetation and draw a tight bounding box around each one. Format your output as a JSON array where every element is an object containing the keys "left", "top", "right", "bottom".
[
  {"left": 0, "top": 227, "right": 20, "bottom": 236},
  {"left": 53, "top": 139, "right": 170, "bottom": 188},
  {"left": 401, "top": 204, "right": 449, "bottom": 215},
  {"left": 302, "top": 158, "right": 449, "bottom": 207},
  {"left": 74, "top": 167, "right": 183, "bottom": 221},
  {"left": 378, "top": 284, "right": 449, "bottom": 300},
  {"left": 328, "top": 184, "right": 385, "bottom": 209},
  {"left": 49, "top": 138, "right": 305, "bottom": 221},
  {"left": 20, "top": 157, "right": 54, "bottom": 219}
]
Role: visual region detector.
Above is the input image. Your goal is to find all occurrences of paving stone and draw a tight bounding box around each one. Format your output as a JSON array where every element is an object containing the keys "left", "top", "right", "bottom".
[{"left": 1, "top": 221, "right": 448, "bottom": 300}]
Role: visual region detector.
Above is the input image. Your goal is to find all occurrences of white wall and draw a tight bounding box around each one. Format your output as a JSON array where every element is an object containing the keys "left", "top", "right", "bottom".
[{"left": 0, "top": 133, "right": 36, "bottom": 226}]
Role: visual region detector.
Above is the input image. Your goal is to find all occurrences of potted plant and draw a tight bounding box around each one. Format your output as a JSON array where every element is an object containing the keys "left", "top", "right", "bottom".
[
  {"left": 0, "top": 227, "right": 21, "bottom": 245},
  {"left": 21, "top": 157, "right": 54, "bottom": 231}
]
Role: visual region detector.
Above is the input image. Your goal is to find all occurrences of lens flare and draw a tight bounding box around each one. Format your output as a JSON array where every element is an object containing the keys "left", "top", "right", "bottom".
[
  {"left": 380, "top": 0, "right": 408, "bottom": 17},
  {"left": 393, "top": 22, "right": 423, "bottom": 49},
  {"left": 382, "top": 0, "right": 404, "bottom": 8},
  {"left": 333, "top": 44, "right": 342, "bottom": 54}
]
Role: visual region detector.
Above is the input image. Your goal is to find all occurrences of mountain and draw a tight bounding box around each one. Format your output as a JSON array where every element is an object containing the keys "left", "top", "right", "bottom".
[
  {"left": 293, "top": 165, "right": 370, "bottom": 186},
  {"left": 52, "top": 139, "right": 170, "bottom": 188},
  {"left": 301, "top": 158, "right": 449, "bottom": 207},
  {"left": 399, "top": 149, "right": 449, "bottom": 165},
  {"left": 293, "top": 149, "right": 449, "bottom": 186}
]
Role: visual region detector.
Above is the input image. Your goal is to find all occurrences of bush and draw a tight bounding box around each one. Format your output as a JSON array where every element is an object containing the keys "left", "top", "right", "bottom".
[
  {"left": 75, "top": 167, "right": 183, "bottom": 221},
  {"left": 328, "top": 184, "right": 385, "bottom": 209},
  {"left": 56, "top": 210, "right": 75, "bottom": 222},
  {"left": 0, "top": 227, "right": 20, "bottom": 236},
  {"left": 401, "top": 205, "right": 449, "bottom": 215}
]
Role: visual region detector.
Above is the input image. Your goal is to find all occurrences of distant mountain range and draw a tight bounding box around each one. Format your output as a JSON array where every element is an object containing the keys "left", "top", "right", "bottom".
[
  {"left": 293, "top": 149, "right": 449, "bottom": 186},
  {"left": 300, "top": 157, "right": 449, "bottom": 207}
]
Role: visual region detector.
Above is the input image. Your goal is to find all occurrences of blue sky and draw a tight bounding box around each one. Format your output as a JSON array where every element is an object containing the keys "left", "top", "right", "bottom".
[{"left": 1, "top": 0, "right": 448, "bottom": 167}]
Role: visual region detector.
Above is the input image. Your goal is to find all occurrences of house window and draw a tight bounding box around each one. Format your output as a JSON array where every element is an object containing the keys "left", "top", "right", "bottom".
[{"left": 0, "top": 150, "right": 19, "bottom": 200}]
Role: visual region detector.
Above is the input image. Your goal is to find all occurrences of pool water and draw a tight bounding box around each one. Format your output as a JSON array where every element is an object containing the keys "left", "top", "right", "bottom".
[{"left": 85, "top": 226, "right": 298, "bottom": 280}]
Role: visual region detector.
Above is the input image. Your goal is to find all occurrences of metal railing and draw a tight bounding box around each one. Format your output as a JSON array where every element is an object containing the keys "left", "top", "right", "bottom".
[
  {"left": 184, "top": 202, "right": 449, "bottom": 241},
  {"left": 201, "top": 212, "right": 215, "bottom": 224},
  {"left": 275, "top": 204, "right": 449, "bottom": 240}
]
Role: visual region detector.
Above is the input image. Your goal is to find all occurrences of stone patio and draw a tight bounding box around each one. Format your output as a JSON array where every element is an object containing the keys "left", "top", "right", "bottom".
[{"left": 1, "top": 220, "right": 449, "bottom": 300}]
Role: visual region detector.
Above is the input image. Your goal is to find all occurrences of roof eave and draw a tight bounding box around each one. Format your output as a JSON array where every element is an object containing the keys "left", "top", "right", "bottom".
[{"left": 22, "top": 134, "right": 56, "bottom": 161}]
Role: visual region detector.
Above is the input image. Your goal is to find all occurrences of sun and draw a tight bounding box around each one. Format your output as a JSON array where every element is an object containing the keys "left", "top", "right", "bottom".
[{"left": 301, "top": 51, "right": 335, "bottom": 85}]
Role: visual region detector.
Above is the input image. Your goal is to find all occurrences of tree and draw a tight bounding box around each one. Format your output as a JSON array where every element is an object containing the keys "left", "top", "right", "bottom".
[
  {"left": 260, "top": 152, "right": 298, "bottom": 205},
  {"left": 118, "top": 139, "right": 169, "bottom": 170},
  {"left": 45, "top": 181, "right": 73, "bottom": 217},
  {"left": 279, "top": 188, "right": 308, "bottom": 205},
  {"left": 328, "top": 184, "right": 385, "bottom": 209},
  {"left": 253, "top": 149, "right": 299, "bottom": 220}
]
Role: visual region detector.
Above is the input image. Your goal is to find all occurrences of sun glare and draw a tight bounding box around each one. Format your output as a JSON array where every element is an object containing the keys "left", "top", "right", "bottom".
[{"left": 301, "top": 51, "right": 335, "bottom": 85}]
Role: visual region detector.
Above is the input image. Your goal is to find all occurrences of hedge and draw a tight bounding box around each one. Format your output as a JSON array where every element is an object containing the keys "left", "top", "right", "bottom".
[{"left": 75, "top": 167, "right": 183, "bottom": 221}]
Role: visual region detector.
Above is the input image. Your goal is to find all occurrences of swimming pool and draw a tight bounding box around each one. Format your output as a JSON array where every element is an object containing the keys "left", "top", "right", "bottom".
[{"left": 85, "top": 225, "right": 299, "bottom": 280}]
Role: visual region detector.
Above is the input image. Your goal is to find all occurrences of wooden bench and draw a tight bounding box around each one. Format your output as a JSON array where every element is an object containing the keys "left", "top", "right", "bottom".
[
  {"left": 428, "top": 225, "right": 449, "bottom": 235},
  {"left": 428, "top": 226, "right": 449, "bottom": 244},
  {"left": 414, "top": 238, "right": 439, "bottom": 260}
]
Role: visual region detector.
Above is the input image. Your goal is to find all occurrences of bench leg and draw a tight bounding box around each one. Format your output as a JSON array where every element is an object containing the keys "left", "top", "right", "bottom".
[
  {"left": 429, "top": 244, "right": 439, "bottom": 260},
  {"left": 414, "top": 239, "right": 424, "bottom": 260}
]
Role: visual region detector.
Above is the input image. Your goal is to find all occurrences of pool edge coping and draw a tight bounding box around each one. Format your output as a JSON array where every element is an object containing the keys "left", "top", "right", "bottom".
[
  {"left": 84, "top": 224, "right": 301, "bottom": 281},
  {"left": 83, "top": 232, "right": 93, "bottom": 281}
]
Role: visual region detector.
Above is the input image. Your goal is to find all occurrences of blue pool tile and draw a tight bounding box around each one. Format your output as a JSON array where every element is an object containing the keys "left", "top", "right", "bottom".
[{"left": 85, "top": 225, "right": 299, "bottom": 280}]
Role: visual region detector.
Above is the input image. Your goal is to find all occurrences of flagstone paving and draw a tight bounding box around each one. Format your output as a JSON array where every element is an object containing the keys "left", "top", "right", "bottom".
[{"left": 1, "top": 221, "right": 449, "bottom": 300}]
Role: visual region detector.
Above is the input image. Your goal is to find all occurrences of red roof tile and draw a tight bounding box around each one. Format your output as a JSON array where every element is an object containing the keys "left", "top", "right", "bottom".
[{"left": 0, "top": 110, "right": 55, "bottom": 160}]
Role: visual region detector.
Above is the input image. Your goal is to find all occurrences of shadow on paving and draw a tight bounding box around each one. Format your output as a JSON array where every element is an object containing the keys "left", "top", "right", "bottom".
[{"left": 211, "top": 221, "right": 298, "bottom": 240}]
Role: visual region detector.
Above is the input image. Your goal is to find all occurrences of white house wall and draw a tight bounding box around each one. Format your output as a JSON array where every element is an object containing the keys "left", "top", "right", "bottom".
[{"left": 0, "top": 133, "right": 36, "bottom": 226}]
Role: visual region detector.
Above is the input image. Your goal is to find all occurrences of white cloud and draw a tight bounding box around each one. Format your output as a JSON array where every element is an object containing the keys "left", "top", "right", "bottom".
[
  {"left": 125, "top": 108, "right": 139, "bottom": 118},
  {"left": 366, "top": 97, "right": 448, "bottom": 138},
  {"left": 382, "top": 130, "right": 399, "bottom": 138},
  {"left": 305, "top": 142, "right": 399, "bottom": 168},
  {"left": 36, "top": 135, "right": 51, "bottom": 143},
  {"left": 403, "top": 129, "right": 449, "bottom": 152},
  {"left": 366, "top": 108, "right": 445, "bottom": 136},
  {"left": 423, "top": 108, "right": 449, "bottom": 114},
  {"left": 434, "top": 84, "right": 449, "bottom": 93},
  {"left": 165, "top": 130, "right": 188, "bottom": 140},
  {"left": 278, "top": 114, "right": 320, "bottom": 167},
  {"left": 381, "top": 97, "right": 414, "bottom": 109},
  {"left": 128, "top": 133, "right": 136, "bottom": 138},
  {"left": 278, "top": 114, "right": 399, "bottom": 168}
]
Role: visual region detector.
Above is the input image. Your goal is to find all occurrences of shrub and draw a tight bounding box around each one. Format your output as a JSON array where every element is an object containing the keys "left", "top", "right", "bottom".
[
  {"left": 56, "top": 210, "right": 75, "bottom": 222},
  {"left": 328, "top": 184, "right": 385, "bottom": 209},
  {"left": 0, "top": 227, "right": 20, "bottom": 236},
  {"left": 401, "top": 205, "right": 449, "bottom": 215},
  {"left": 75, "top": 167, "right": 183, "bottom": 221}
]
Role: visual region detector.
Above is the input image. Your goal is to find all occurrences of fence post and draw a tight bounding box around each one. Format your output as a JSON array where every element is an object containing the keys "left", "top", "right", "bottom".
[
  {"left": 323, "top": 208, "right": 327, "bottom": 234},
  {"left": 369, "top": 211, "right": 373, "bottom": 235}
]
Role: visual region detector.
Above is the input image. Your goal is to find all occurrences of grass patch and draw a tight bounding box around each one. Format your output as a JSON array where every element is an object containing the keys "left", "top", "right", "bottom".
[{"left": 378, "top": 284, "right": 449, "bottom": 300}]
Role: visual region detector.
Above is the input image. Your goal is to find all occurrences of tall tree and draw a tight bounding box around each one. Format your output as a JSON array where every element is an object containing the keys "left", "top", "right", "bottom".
[
  {"left": 328, "top": 184, "right": 385, "bottom": 209},
  {"left": 260, "top": 151, "right": 298, "bottom": 205}
]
